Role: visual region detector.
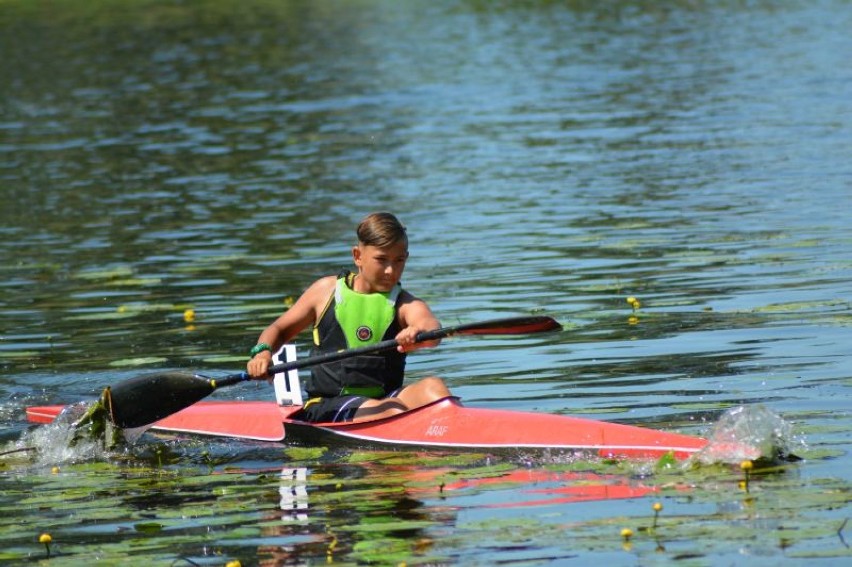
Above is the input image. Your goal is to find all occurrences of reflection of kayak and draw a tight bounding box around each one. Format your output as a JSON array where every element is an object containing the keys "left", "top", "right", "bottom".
[
  {"left": 27, "top": 396, "right": 716, "bottom": 460},
  {"left": 422, "top": 468, "right": 663, "bottom": 507},
  {"left": 275, "top": 465, "right": 664, "bottom": 518}
]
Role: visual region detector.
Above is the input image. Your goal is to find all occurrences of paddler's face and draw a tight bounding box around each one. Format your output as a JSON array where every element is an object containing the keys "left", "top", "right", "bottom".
[{"left": 352, "top": 240, "right": 409, "bottom": 293}]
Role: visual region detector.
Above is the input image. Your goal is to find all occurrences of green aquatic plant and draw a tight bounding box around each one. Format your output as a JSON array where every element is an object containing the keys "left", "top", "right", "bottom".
[
  {"left": 651, "top": 501, "right": 663, "bottom": 529},
  {"left": 740, "top": 459, "right": 754, "bottom": 492},
  {"left": 39, "top": 533, "right": 52, "bottom": 557},
  {"left": 69, "top": 387, "right": 126, "bottom": 450},
  {"left": 626, "top": 296, "right": 641, "bottom": 312},
  {"left": 654, "top": 451, "right": 678, "bottom": 470}
]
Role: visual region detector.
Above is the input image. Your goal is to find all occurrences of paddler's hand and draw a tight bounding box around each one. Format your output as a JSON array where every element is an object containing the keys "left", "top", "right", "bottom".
[
  {"left": 247, "top": 350, "right": 273, "bottom": 380},
  {"left": 395, "top": 326, "right": 440, "bottom": 352}
]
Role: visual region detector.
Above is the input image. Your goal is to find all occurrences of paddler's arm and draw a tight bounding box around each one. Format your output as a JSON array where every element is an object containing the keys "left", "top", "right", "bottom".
[
  {"left": 246, "top": 276, "right": 335, "bottom": 379},
  {"left": 395, "top": 292, "right": 441, "bottom": 353}
]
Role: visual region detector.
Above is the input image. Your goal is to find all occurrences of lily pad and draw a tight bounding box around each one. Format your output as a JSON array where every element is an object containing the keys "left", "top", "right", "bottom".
[
  {"left": 73, "top": 266, "right": 135, "bottom": 280},
  {"left": 283, "top": 447, "right": 328, "bottom": 461},
  {"left": 108, "top": 357, "right": 168, "bottom": 367},
  {"left": 108, "top": 278, "right": 163, "bottom": 287},
  {"left": 134, "top": 522, "right": 164, "bottom": 533},
  {"left": 65, "top": 311, "right": 140, "bottom": 321},
  {"left": 201, "top": 355, "right": 248, "bottom": 364}
]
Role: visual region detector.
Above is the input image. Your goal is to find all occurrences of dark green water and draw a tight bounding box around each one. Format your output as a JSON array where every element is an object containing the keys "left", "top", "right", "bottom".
[{"left": 1, "top": 0, "right": 850, "bottom": 564}]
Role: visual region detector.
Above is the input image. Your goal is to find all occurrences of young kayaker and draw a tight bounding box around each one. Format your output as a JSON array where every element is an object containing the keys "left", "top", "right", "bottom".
[{"left": 246, "top": 211, "right": 452, "bottom": 423}]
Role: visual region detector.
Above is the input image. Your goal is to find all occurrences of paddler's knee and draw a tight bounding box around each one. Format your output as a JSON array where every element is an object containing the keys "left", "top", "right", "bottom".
[{"left": 417, "top": 376, "right": 451, "bottom": 397}]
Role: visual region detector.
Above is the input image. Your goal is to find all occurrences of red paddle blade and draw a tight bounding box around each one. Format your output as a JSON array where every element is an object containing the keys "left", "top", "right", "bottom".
[{"left": 450, "top": 316, "right": 562, "bottom": 336}]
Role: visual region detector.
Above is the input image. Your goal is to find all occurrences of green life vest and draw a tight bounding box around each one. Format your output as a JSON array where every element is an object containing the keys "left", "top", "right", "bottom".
[
  {"left": 307, "top": 272, "right": 406, "bottom": 398},
  {"left": 333, "top": 275, "right": 401, "bottom": 348}
]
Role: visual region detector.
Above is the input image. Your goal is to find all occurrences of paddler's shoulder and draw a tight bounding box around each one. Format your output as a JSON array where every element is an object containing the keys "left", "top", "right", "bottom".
[
  {"left": 294, "top": 276, "right": 338, "bottom": 316},
  {"left": 396, "top": 287, "right": 425, "bottom": 304},
  {"left": 305, "top": 275, "right": 337, "bottom": 297}
]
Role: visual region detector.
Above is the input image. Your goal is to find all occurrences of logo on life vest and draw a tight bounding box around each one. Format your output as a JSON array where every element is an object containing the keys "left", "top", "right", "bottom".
[{"left": 356, "top": 326, "right": 373, "bottom": 341}]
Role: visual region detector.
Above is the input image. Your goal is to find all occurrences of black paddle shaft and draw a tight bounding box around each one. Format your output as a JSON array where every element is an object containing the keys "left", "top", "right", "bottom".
[
  {"left": 107, "top": 315, "right": 561, "bottom": 428},
  {"left": 260, "top": 314, "right": 561, "bottom": 380}
]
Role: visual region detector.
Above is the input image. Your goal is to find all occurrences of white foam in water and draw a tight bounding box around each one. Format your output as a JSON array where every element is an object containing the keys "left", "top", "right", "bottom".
[
  {"left": 691, "top": 405, "right": 806, "bottom": 465},
  {"left": 13, "top": 402, "right": 139, "bottom": 467}
]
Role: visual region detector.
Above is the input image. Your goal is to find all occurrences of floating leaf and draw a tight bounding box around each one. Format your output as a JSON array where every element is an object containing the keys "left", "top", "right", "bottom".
[
  {"left": 108, "top": 357, "right": 168, "bottom": 367},
  {"left": 655, "top": 451, "right": 677, "bottom": 470},
  {"left": 65, "top": 311, "right": 140, "bottom": 321},
  {"left": 283, "top": 447, "right": 327, "bottom": 461},
  {"left": 751, "top": 300, "right": 847, "bottom": 313},
  {"left": 73, "top": 266, "right": 135, "bottom": 281},
  {"left": 201, "top": 355, "right": 248, "bottom": 364},
  {"left": 107, "top": 278, "right": 162, "bottom": 287}
]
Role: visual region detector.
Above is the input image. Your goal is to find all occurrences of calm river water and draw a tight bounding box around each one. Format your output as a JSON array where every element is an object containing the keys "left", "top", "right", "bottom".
[{"left": 1, "top": 1, "right": 850, "bottom": 565}]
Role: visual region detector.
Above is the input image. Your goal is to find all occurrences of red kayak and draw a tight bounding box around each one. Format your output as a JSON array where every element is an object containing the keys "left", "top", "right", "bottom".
[
  {"left": 26, "top": 396, "right": 720, "bottom": 461},
  {"left": 22, "top": 320, "right": 775, "bottom": 462},
  {"left": 22, "top": 320, "right": 778, "bottom": 462}
]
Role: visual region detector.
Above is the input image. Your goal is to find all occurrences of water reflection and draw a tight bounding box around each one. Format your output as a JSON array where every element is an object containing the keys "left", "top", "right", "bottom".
[{"left": 269, "top": 456, "right": 664, "bottom": 564}]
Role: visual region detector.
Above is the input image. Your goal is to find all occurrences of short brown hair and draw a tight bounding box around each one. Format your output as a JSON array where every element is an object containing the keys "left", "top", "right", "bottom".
[{"left": 356, "top": 212, "right": 408, "bottom": 248}]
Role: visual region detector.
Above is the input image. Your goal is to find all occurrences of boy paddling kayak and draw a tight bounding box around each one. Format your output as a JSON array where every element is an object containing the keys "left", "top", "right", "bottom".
[{"left": 246, "top": 212, "right": 453, "bottom": 423}]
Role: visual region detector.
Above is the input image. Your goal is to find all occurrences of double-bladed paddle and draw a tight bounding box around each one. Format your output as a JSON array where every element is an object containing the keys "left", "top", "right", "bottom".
[{"left": 105, "top": 315, "right": 562, "bottom": 428}]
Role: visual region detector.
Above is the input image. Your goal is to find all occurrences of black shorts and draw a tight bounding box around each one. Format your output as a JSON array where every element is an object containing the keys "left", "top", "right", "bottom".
[
  {"left": 298, "top": 388, "right": 402, "bottom": 423},
  {"left": 299, "top": 395, "right": 366, "bottom": 423}
]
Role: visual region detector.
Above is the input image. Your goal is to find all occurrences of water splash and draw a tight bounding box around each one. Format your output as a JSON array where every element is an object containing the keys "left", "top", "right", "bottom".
[
  {"left": 5, "top": 397, "right": 147, "bottom": 468},
  {"left": 3, "top": 404, "right": 103, "bottom": 467},
  {"left": 690, "top": 405, "right": 805, "bottom": 465}
]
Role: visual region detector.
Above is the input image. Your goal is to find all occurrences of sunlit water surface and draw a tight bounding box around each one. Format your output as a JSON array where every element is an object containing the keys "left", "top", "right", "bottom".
[{"left": 1, "top": 1, "right": 850, "bottom": 564}]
